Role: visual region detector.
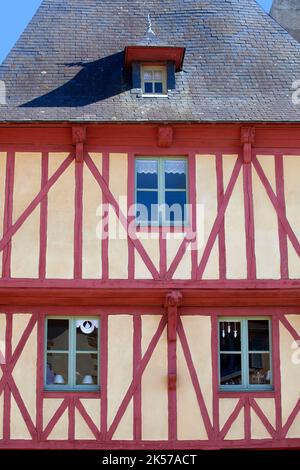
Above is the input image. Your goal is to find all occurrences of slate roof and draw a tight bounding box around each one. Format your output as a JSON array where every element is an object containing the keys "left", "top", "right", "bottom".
[{"left": 1, "top": 0, "right": 300, "bottom": 123}]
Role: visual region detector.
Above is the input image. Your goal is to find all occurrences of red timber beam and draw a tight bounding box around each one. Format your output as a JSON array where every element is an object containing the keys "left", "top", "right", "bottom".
[{"left": 165, "top": 291, "right": 182, "bottom": 441}]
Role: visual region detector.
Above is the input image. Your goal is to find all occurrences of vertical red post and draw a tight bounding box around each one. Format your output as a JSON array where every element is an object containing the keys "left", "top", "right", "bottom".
[
  {"left": 133, "top": 314, "right": 142, "bottom": 441},
  {"left": 3, "top": 313, "right": 12, "bottom": 442},
  {"left": 216, "top": 153, "right": 226, "bottom": 279},
  {"left": 101, "top": 152, "right": 109, "bottom": 280},
  {"left": 275, "top": 154, "right": 289, "bottom": 279},
  {"left": 39, "top": 152, "right": 48, "bottom": 279},
  {"left": 165, "top": 290, "right": 182, "bottom": 441},
  {"left": 2, "top": 151, "right": 15, "bottom": 278}
]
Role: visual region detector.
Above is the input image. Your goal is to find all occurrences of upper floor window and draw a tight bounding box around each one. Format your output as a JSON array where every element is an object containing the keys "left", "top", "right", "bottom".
[
  {"left": 141, "top": 65, "right": 167, "bottom": 96},
  {"left": 45, "top": 317, "right": 100, "bottom": 392},
  {"left": 219, "top": 318, "right": 272, "bottom": 391},
  {"left": 135, "top": 157, "right": 188, "bottom": 226}
]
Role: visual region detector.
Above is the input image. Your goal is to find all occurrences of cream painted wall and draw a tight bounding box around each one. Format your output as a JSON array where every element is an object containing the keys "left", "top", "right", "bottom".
[
  {"left": 0, "top": 153, "right": 6, "bottom": 275},
  {"left": 284, "top": 156, "right": 300, "bottom": 278}
]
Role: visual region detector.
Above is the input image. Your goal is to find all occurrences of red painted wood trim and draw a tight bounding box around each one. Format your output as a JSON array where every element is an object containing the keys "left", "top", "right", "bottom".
[
  {"left": 2, "top": 152, "right": 15, "bottom": 278},
  {"left": 250, "top": 398, "right": 276, "bottom": 438},
  {"left": 282, "top": 398, "right": 300, "bottom": 437},
  {"left": 253, "top": 156, "right": 300, "bottom": 260},
  {"left": 133, "top": 314, "right": 142, "bottom": 441},
  {"left": 75, "top": 399, "right": 100, "bottom": 440},
  {"left": 244, "top": 397, "right": 251, "bottom": 441},
  {"left": 272, "top": 315, "right": 283, "bottom": 440},
  {"left": 42, "top": 398, "right": 69, "bottom": 440},
  {"left": 36, "top": 314, "right": 44, "bottom": 441},
  {"left": 106, "top": 315, "right": 167, "bottom": 440},
  {"left": 127, "top": 153, "right": 135, "bottom": 280},
  {"left": 74, "top": 160, "right": 83, "bottom": 279},
  {"left": 159, "top": 230, "right": 167, "bottom": 279},
  {"left": 189, "top": 153, "right": 197, "bottom": 280},
  {"left": 101, "top": 152, "right": 109, "bottom": 280},
  {"left": 68, "top": 396, "right": 75, "bottom": 441},
  {"left": 3, "top": 313, "right": 12, "bottom": 442},
  {"left": 216, "top": 153, "right": 226, "bottom": 280},
  {"left": 0, "top": 153, "right": 74, "bottom": 255},
  {"left": 243, "top": 163, "right": 256, "bottom": 279},
  {"left": 279, "top": 314, "right": 300, "bottom": 342},
  {"left": 219, "top": 398, "right": 244, "bottom": 440},
  {"left": 275, "top": 154, "right": 289, "bottom": 279},
  {"left": 211, "top": 315, "right": 220, "bottom": 438},
  {"left": 197, "top": 157, "right": 242, "bottom": 279},
  {"left": 85, "top": 153, "right": 160, "bottom": 280},
  {"left": 167, "top": 303, "right": 178, "bottom": 441},
  {"left": 39, "top": 152, "right": 48, "bottom": 279},
  {"left": 100, "top": 314, "right": 108, "bottom": 439},
  {"left": 177, "top": 318, "right": 214, "bottom": 439}
]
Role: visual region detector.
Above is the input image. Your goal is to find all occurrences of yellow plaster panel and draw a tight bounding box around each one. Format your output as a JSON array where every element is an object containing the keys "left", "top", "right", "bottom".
[
  {"left": 43, "top": 398, "right": 63, "bottom": 428},
  {"left": 135, "top": 233, "right": 160, "bottom": 279},
  {"left": 177, "top": 340, "right": 208, "bottom": 440},
  {"left": 181, "top": 316, "right": 213, "bottom": 420},
  {"left": 10, "top": 397, "right": 31, "bottom": 439},
  {"left": 75, "top": 409, "right": 96, "bottom": 440},
  {"left": 219, "top": 398, "right": 239, "bottom": 429},
  {"left": 284, "top": 156, "right": 300, "bottom": 278},
  {"left": 202, "top": 239, "right": 219, "bottom": 280},
  {"left": 80, "top": 399, "right": 100, "bottom": 429},
  {"left": 11, "top": 314, "right": 32, "bottom": 352},
  {"left": 83, "top": 153, "right": 102, "bottom": 279},
  {"left": 12, "top": 323, "right": 37, "bottom": 421},
  {"left": 47, "top": 409, "right": 68, "bottom": 440},
  {"left": 252, "top": 162, "right": 280, "bottom": 279},
  {"left": 224, "top": 408, "right": 244, "bottom": 440},
  {"left": 109, "top": 153, "right": 128, "bottom": 200},
  {"left": 196, "top": 155, "right": 219, "bottom": 279},
  {"left": 11, "top": 207, "right": 40, "bottom": 278},
  {"left": 46, "top": 157, "right": 74, "bottom": 279},
  {"left": 285, "top": 315, "right": 300, "bottom": 336},
  {"left": 107, "top": 316, "right": 133, "bottom": 438},
  {"left": 254, "top": 398, "right": 275, "bottom": 428},
  {"left": 13, "top": 153, "right": 41, "bottom": 222},
  {"left": 142, "top": 320, "right": 168, "bottom": 440},
  {"left": 142, "top": 315, "right": 162, "bottom": 356},
  {"left": 108, "top": 207, "right": 128, "bottom": 279},
  {"left": 167, "top": 234, "right": 191, "bottom": 280},
  {"left": 280, "top": 323, "right": 300, "bottom": 423},
  {"left": 251, "top": 409, "right": 271, "bottom": 439},
  {"left": 256, "top": 155, "right": 276, "bottom": 193},
  {"left": 48, "top": 153, "right": 69, "bottom": 177},
  {"left": 112, "top": 399, "right": 133, "bottom": 440},
  {"left": 286, "top": 411, "right": 300, "bottom": 438},
  {"left": 224, "top": 164, "right": 247, "bottom": 279}
]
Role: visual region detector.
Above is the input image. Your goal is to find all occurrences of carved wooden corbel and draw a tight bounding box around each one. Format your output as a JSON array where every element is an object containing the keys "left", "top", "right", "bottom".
[
  {"left": 72, "top": 125, "right": 87, "bottom": 163},
  {"left": 241, "top": 127, "right": 255, "bottom": 164},
  {"left": 157, "top": 126, "right": 174, "bottom": 148}
]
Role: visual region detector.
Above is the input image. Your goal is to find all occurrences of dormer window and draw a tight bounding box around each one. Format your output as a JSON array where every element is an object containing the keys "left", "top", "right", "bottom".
[{"left": 142, "top": 65, "right": 167, "bottom": 96}]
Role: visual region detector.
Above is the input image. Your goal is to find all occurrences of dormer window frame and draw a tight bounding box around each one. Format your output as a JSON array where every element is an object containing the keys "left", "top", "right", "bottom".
[{"left": 141, "top": 63, "right": 168, "bottom": 98}]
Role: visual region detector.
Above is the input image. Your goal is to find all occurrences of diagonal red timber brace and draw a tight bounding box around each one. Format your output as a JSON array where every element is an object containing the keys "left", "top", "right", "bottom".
[
  {"left": 72, "top": 125, "right": 87, "bottom": 163},
  {"left": 241, "top": 127, "right": 255, "bottom": 164},
  {"left": 165, "top": 290, "right": 182, "bottom": 440}
]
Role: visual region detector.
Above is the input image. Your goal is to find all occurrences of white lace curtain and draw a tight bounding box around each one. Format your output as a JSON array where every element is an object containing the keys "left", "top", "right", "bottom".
[{"left": 136, "top": 160, "right": 185, "bottom": 174}]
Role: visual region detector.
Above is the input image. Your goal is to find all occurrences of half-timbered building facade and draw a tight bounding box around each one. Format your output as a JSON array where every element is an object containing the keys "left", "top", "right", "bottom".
[{"left": 1, "top": 0, "right": 300, "bottom": 450}]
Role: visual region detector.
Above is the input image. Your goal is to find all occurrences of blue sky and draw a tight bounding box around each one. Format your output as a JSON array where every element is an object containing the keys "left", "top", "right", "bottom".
[{"left": 0, "top": 0, "right": 273, "bottom": 63}]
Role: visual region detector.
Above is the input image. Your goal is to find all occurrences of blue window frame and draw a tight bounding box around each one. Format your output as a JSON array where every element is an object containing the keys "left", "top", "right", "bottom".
[
  {"left": 219, "top": 318, "right": 273, "bottom": 391},
  {"left": 45, "top": 317, "right": 100, "bottom": 392},
  {"left": 135, "top": 157, "right": 188, "bottom": 226}
]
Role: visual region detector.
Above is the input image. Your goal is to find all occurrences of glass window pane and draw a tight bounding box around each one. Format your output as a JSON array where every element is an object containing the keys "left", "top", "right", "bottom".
[
  {"left": 154, "top": 82, "right": 163, "bottom": 94},
  {"left": 136, "top": 160, "right": 158, "bottom": 189},
  {"left": 220, "top": 354, "right": 242, "bottom": 386},
  {"left": 47, "top": 319, "right": 69, "bottom": 351},
  {"left": 154, "top": 71, "right": 163, "bottom": 81},
  {"left": 248, "top": 320, "right": 270, "bottom": 351},
  {"left": 46, "top": 353, "right": 68, "bottom": 385},
  {"left": 144, "top": 82, "right": 153, "bottom": 94},
  {"left": 76, "top": 353, "right": 98, "bottom": 386},
  {"left": 165, "top": 191, "right": 187, "bottom": 223},
  {"left": 165, "top": 169, "right": 187, "bottom": 190},
  {"left": 136, "top": 191, "right": 158, "bottom": 223},
  {"left": 249, "top": 353, "right": 271, "bottom": 385},
  {"left": 144, "top": 71, "right": 153, "bottom": 81},
  {"left": 76, "top": 320, "right": 98, "bottom": 351},
  {"left": 219, "top": 321, "right": 241, "bottom": 351}
]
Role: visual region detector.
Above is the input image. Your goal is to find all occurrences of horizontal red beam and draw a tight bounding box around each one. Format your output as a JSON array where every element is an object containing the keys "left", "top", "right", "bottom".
[{"left": 1, "top": 286, "right": 300, "bottom": 307}]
